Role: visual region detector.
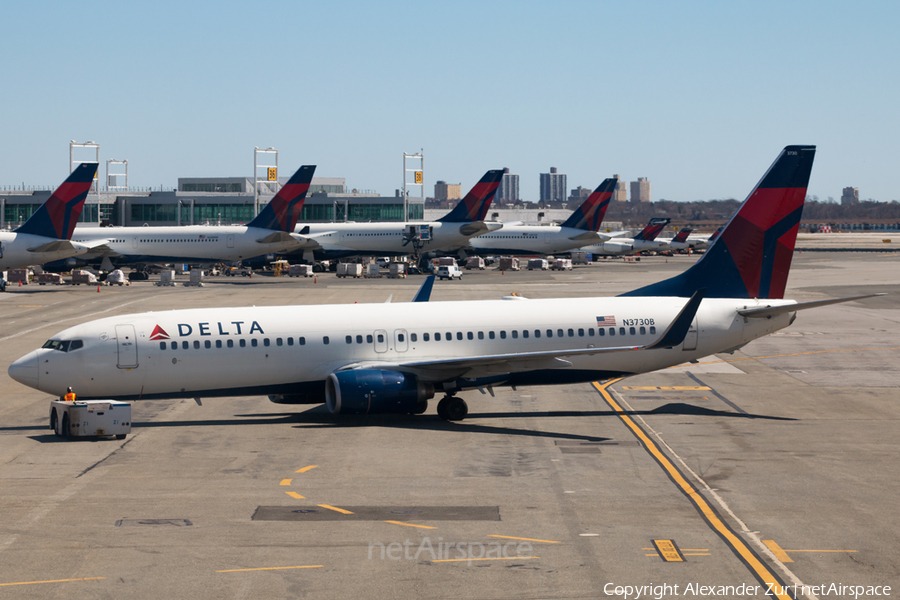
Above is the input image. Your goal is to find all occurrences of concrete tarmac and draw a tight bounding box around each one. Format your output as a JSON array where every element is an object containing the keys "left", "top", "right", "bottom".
[{"left": 0, "top": 253, "right": 897, "bottom": 599}]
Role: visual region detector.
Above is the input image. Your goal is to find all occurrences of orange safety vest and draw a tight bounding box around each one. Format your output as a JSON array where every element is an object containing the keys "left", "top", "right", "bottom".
[{"left": 64, "top": 392, "right": 76, "bottom": 402}]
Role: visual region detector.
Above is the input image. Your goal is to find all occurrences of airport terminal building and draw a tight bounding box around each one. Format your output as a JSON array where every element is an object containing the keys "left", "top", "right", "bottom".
[{"left": 1, "top": 176, "right": 425, "bottom": 229}]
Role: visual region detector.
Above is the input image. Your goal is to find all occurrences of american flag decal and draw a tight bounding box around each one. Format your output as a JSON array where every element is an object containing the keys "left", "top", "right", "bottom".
[{"left": 596, "top": 315, "right": 617, "bottom": 326}]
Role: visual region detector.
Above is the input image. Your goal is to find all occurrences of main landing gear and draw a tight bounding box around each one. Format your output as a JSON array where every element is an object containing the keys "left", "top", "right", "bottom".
[{"left": 437, "top": 395, "right": 468, "bottom": 422}]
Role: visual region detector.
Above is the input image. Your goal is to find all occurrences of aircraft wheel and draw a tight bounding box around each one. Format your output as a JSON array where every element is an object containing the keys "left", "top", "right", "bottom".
[
  {"left": 446, "top": 398, "right": 468, "bottom": 422},
  {"left": 62, "top": 414, "right": 71, "bottom": 439},
  {"left": 0, "top": 278, "right": 6, "bottom": 292},
  {"left": 437, "top": 397, "right": 451, "bottom": 420}
]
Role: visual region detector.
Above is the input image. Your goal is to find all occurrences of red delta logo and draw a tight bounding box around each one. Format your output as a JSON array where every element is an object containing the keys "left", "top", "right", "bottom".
[{"left": 150, "top": 325, "right": 170, "bottom": 341}]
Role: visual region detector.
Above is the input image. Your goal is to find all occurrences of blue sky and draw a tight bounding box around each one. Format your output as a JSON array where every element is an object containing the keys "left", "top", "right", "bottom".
[{"left": 2, "top": 1, "right": 897, "bottom": 202}]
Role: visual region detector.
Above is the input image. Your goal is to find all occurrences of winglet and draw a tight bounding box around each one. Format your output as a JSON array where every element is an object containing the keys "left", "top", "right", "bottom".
[
  {"left": 412, "top": 275, "right": 435, "bottom": 302},
  {"left": 437, "top": 170, "right": 504, "bottom": 223},
  {"left": 646, "top": 289, "right": 705, "bottom": 350},
  {"left": 560, "top": 178, "right": 616, "bottom": 231},
  {"left": 247, "top": 165, "right": 316, "bottom": 232},
  {"left": 15, "top": 163, "right": 98, "bottom": 239}
]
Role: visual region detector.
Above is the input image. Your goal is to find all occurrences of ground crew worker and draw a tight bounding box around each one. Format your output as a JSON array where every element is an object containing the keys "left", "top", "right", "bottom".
[{"left": 63, "top": 387, "right": 76, "bottom": 402}]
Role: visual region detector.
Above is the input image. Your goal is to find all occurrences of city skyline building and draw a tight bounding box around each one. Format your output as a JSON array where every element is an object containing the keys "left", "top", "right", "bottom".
[
  {"left": 841, "top": 186, "right": 859, "bottom": 206},
  {"left": 631, "top": 177, "right": 651, "bottom": 203},
  {"left": 434, "top": 180, "right": 462, "bottom": 201},
  {"left": 497, "top": 167, "right": 520, "bottom": 205},
  {"left": 540, "top": 167, "right": 567, "bottom": 203}
]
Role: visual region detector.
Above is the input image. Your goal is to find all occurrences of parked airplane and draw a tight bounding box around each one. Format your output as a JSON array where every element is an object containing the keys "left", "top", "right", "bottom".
[
  {"left": 0, "top": 163, "right": 100, "bottom": 291},
  {"left": 582, "top": 217, "right": 671, "bottom": 256},
  {"left": 460, "top": 179, "right": 616, "bottom": 257},
  {"left": 658, "top": 227, "right": 695, "bottom": 252},
  {"left": 49, "top": 165, "right": 317, "bottom": 274},
  {"left": 282, "top": 170, "right": 505, "bottom": 264},
  {"left": 13, "top": 145, "right": 872, "bottom": 423}
]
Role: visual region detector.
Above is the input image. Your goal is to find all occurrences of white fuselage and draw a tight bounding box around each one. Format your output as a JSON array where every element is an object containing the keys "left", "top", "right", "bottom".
[
  {"left": 465, "top": 225, "right": 604, "bottom": 256},
  {"left": 71, "top": 225, "right": 304, "bottom": 266},
  {"left": 10, "top": 296, "right": 794, "bottom": 402},
  {"left": 292, "top": 221, "right": 500, "bottom": 260},
  {"left": 581, "top": 238, "right": 666, "bottom": 256},
  {"left": 0, "top": 231, "right": 91, "bottom": 270}
]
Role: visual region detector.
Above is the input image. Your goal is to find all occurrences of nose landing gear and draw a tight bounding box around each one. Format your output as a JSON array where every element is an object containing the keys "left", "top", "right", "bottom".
[{"left": 436, "top": 395, "right": 468, "bottom": 421}]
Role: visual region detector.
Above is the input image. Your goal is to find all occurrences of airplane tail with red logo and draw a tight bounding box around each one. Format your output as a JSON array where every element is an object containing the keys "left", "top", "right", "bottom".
[
  {"left": 622, "top": 145, "right": 816, "bottom": 299},
  {"left": 437, "top": 170, "right": 504, "bottom": 223},
  {"left": 15, "top": 163, "right": 98, "bottom": 239},
  {"left": 633, "top": 217, "right": 671, "bottom": 241},
  {"left": 247, "top": 165, "right": 316, "bottom": 231},
  {"left": 560, "top": 178, "right": 616, "bottom": 231}
]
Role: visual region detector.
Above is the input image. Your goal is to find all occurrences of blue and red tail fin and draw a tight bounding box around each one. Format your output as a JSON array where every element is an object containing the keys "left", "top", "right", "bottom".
[
  {"left": 247, "top": 165, "right": 316, "bottom": 231},
  {"left": 437, "top": 170, "right": 503, "bottom": 223},
  {"left": 707, "top": 226, "right": 723, "bottom": 243},
  {"left": 622, "top": 145, "right": 816, "bottom": 299},
  {"left": 672, "top": 227, "right": 692, "bottom": 243},
  {"left": 15, "top": 163, "right": 97, "bottom": 239},
  {"left": 560, "top": 178, "right": 615, "bottom": 231},
  {"left": 633, "top": 217, "right": 671, "bottom": 241}
]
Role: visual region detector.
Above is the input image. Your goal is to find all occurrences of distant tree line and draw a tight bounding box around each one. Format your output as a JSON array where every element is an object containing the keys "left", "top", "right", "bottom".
[{"left": 595, "top": 198, "right": 900, "bottom": 231}]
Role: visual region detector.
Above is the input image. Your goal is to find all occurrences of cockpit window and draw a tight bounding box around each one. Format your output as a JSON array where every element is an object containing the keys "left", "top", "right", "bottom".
[
  {"left": 41, "top": 339, "right": 83, "bottom": 352},
  {"left": 42, "top": 340, "right": 71, "bottom": 352}
]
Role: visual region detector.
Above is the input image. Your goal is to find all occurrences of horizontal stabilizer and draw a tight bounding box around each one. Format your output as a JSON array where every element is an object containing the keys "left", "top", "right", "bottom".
[
  {"left": 568, "top": 231, "right": 610, "bottom": 243},
  {"left": 256, "top": 231, "right": 296, "bottom": 244},
  {"left": 27, "top": 240, "right": 80, "bottom": 253},
  {"left": 458, "top": 221, "right": 502, "bottom": 237},
  {"left": 738, "top": 294, "right": 885, "bottom": 318}
]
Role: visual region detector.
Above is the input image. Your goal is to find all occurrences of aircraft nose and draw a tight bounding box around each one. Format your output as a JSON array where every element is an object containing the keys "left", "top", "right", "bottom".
[{"left": 8, "top": 351, "right": 39, "bottom": 389}]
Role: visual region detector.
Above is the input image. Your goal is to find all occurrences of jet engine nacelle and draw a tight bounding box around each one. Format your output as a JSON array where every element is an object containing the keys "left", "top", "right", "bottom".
[{"left": 325, "top": 370, "right": 435, "bottom": 415}]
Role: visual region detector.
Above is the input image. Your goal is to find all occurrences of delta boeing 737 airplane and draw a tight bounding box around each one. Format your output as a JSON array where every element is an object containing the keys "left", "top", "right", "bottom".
[{"left": 9, "top": 145, "right": 875, "bottom": 422}]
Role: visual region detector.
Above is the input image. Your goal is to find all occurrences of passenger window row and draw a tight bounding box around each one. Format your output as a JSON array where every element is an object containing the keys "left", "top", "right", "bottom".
[
  {"left": 159, "top": 336, "right": 307, "bottom": 350},
  {"left": 158, "top": 326, "right": 659, "bottom": 351}
]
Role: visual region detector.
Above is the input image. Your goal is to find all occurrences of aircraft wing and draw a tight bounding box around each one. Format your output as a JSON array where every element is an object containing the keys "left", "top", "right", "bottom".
[
  {"left": 337, "top": 289, "right": 705, "bottom": 381},
  {"left": 458, "top": 221, "right": 503, "bottom": 237}
]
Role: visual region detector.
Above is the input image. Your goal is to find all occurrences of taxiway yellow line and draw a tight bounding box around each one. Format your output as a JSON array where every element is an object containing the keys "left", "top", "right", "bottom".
[
  {"left": 785, "top": 549, "right": 857, "bottom": 553},
  {"left": 623, "top": 386, "right": 710, "bottom": 391},
  {"left": 763, "top": 540, "right": 793, "bottom": 563},
  {"left": 217, "top": 565, "right": 322, "bottom": 573},
  {"left": 432, "top": 556, "right": 539, "bottom": 563},
  {"left": 0, "top": 577, "right": 105, "bottom": 587},
  {"left": 317, "top": 504, "right": 354, "bottom": 515},
  {"left": 487, "top": 535, "right": 560, "bottom": 544},
  {"left": 280, "top": 479, "right": 292, "bottom": 486},
  {"left": 295, "top": 465, "right": 318, "bottom": 473},
  {"left": 594, "top": 380, "right": 792, "bottom": 600},
  {"left": 384, "top": 520, "right": 437, "bottom": 529},
  {"left": 285, "top": 491, "right": 305, "bottom": 500}
]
